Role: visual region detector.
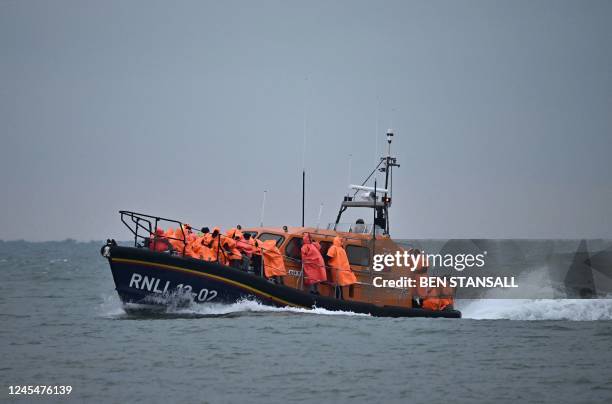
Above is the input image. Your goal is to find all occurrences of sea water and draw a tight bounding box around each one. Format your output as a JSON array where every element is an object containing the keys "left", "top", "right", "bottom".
[{"left": 1, "top": 241, "right": 611, "bottom": 403}]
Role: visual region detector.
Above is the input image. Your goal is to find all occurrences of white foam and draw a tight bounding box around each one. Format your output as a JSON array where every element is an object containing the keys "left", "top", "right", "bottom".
[
  {"left": 171, "top": 298, "right": 370, "bottom": 317},
  {"left": 98, "top": 293, "right": 369, "bottom": 318},
  {"left": 457, "top": 265, "right": 612, "bottom": 321},
  {"left": 459, "top": 298, "right": 612, "bottom": 321},
  {"left": 98, "top": 294, "right": 126, "bottom": 317}
]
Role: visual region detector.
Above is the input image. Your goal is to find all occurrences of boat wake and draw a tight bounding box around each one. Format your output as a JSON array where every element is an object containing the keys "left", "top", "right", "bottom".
[
  {"left": 459, "top": 298, "right": 612, "bottom": 321},
  {"left": 457, "top": 266, "right": 612, "bottom": 321},
  {"left": 98, "top": 294, "right": 369, "bottom": 319}
]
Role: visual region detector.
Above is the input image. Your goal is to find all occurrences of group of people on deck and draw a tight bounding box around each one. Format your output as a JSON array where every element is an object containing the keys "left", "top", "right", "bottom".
[
  {"left": 147, "top": 224, "right": 358, "bottom": 298},
  {"left": 301, "top": 233, "right": 357, "bottom": 298},
  {"left": 147, "top": 224, "right": 451, "bottom": 309}
]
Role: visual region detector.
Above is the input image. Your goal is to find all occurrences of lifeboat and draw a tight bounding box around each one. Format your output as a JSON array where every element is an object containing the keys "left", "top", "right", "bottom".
[{"left": 101, "top": 131, "right": 461, "bottom": 318}]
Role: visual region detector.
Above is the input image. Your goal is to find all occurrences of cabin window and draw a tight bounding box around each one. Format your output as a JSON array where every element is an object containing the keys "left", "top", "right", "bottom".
[
  {"left": 242, "top": 231, "right": 258, "bottom": 239},
  {"left": 258, "top": 233, "right": 285, "bottom": 247},
  {"left": 285, "top": 237, "right": 302, "bottom": 260},
  {"left": 284, "top": 238, "right": 333, "bottom": 261},
  {"left": 346, "top": 245, "right": 370, "bottom": 267},
  {"left": 319, "top": 241, "right": 332, "bottom": 257}
]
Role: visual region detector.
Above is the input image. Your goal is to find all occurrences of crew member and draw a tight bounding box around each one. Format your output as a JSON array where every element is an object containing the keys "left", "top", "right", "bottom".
[
  {"left": 207, "top": 227, "right": 224, "bottom": 264},
  {"left": 222, "top": 228, "right": 243, "bottom": 269},
  {"left": 165, "top": 227, "right": 182, "bottom": 252},
  {"left": 198, "top": 227, "right": 214, "bottom": 261},
  {"left": 236, "top": 232, "right": 254, "bottom": 271},
  {"left": 261, "top": 239, "right": 287, "bottom": 284},
  {"left": 300, "top": 233, "right": 327, "bottom": 294},
  {"left": 327, "top": 236, "right": 357, "bottom": 299},
  {"left": 150, "top": 228, "right": 172, "bottom": 253},
  {"left": 352, "top": 218, "right": 366, "bottom": 233},
  {"left": 420, "top": 275, "right": 454, "bottom": 312},
  {"left": 249, "top": 236, "right": 263, "bottom": 275},
  {"left": 181, "top": 224, "right": 197, "bottom": 257}
]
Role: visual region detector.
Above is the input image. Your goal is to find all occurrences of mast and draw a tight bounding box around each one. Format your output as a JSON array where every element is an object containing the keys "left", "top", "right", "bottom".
[
  {"left": 334, "top": 129, "right": 400, "bottom": 235},
  {"left": 260, "top": 190, "right": 266, "bottom": 227},
  {"left": 379, "top": 129, "right": 400, "bottom": 234},
  {"left": 302, "top": 170, "right": 305, "bottom": 227}
]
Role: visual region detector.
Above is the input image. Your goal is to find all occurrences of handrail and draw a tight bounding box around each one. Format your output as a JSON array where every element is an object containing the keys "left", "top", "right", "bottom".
[{"left": 119, "top": 210, "right": 188, "bottom": 255}]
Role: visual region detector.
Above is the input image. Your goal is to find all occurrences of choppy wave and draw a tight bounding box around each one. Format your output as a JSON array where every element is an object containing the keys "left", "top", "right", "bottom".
[{"left": 459, "top": 298, "right": 612, "bottom": 321}]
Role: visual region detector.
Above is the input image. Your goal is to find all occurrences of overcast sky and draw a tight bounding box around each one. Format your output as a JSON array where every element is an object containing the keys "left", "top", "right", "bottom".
[{"left": 1, "top": 0, "right": 611, "bottom": 241}]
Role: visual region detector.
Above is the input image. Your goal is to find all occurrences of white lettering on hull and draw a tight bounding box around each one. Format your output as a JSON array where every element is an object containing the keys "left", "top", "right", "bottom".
[{"left": 127, "top": 272, "right": 217, "bottom": 302}]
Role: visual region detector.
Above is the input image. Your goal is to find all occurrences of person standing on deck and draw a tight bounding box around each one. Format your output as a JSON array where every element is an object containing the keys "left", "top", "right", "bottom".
[
  {"left": 222, "top": 228, "right": 243, "bottom": 269},
  {"left": 236, "top": 233, "right": 255, "bottom": 271},
  {"left": 150, "top": 228, "right": 172, "bottom": 253},
  {"left": 327, "top": 236, "right": 357, "bottom": 299},
  {"left": 300, "top": 233, "right": 327, "bottom": 294},
  {"left": 207, "top": 227, "right": 224, "bottom": 264},
  {"left": 197, "top": 227, "right": 214, "bottom": 261},
  {"left": 261, "top": 239, "right": 287, "bottom": 284},
  {"left": 248, "top": 236, "right": 263, "bottom": 275}
]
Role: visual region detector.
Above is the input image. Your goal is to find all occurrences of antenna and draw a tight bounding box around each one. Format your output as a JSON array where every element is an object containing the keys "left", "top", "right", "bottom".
[
  {"left": 347, "top": 154, "right": 352, "bottom": 193},
  {"left": 316, "top": 203, "right": 324, "bottom": 229},
  {"left": 301, "top": 76, "right": 309, "bottom": 171},
  {"left": 375, "top": 97, "right": 380, "bottom": 165},
  {"left": 373, "top": 180, "right": 377, "bottom": 240},
  {"left": 301, "top": 76, "right": 309, "bottom": 227},
  {"left": 260, "top": 190, "right": 267, "bottom": 227}
]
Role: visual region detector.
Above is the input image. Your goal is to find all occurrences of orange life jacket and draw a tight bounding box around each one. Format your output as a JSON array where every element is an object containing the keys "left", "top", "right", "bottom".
[
  {"left": 327, "top": 237, "right": 357, "bottom": 286},
  {"left": 301, "top": 233, "right": 327, "bottom": 285},
  {"left": 422, "top": 285, "right": 453, "bottom": 311},
  {"left": 262, "top": 239, "right": 287, "bottom": 277},
  {"left": 222, "top": 232, "right": 242, "bottom": 261}
]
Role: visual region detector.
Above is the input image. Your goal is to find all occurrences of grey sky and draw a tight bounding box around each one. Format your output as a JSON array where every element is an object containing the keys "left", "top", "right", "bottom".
[{"left": 1, "top": 0, "right": 611, "bottom": 241}]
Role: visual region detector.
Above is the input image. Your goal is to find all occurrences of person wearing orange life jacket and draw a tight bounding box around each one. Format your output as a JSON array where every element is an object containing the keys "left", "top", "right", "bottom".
[
  {"left": 165, "top": 225, "right": 190, "bottom": 255},
  {"left": 187, "top": 235, "right": 202, "bottom": 259},
  {"left": 261, "top": 239, "right": 287, "bottom": 284},
  {"left": 422, "top": 287, "right": 446, "bottom": 311},
  {"left": 150, "top": 228, "right": 172, "bottom": 253},
  {"left": 180, "top": 224, "right": 196, "bottom": 257},
  {"left": 301, "top": 233, "right": 327, "bottom": 295},
  {"left": 436, "top": 281, "right": 455, "bottom": 310},
  {"left": 233, "top": 232, "right": 254, "bottom": 271},
  {"left": 222, "top": 228, "right": 243, "bottom": 269},
  {"left": 188, "top": 229, "right": 212, "bottom": 260},
  {"left": 235, "top": 233, "right": 256, "bottom": 271},
  {"left": 197, "top": 227, "right": 214, "bottom": 261},
  {"left": 421, "top": 276, "right": 454, "bottom": 311},
  {"left": 327, "top": 236, "right": 357, "bottom": 299},
  {"left": 165, "top": 227, "right": 182, "bottom": 252},
  {"left": 207, "top": 227, "right": 225, "bottom": 264},
  {"left": 236, "top": 233, "right": 255, "bottom": 258},
  {"left": 248, "top": 236, "right": 263, "bottom": 276}
]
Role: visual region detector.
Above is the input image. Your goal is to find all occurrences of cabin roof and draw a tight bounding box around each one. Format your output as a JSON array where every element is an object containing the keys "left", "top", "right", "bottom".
[{"left": 242, "top": 226, "right": 389, "bottom": 241}]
